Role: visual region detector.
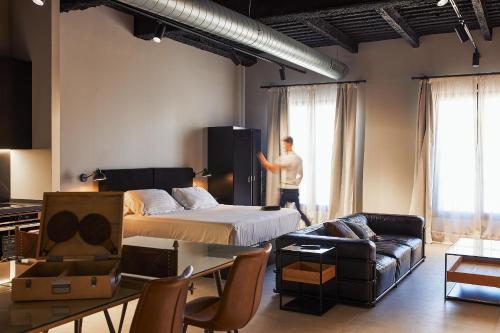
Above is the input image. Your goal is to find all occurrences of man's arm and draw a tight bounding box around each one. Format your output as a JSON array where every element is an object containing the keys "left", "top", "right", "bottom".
[{"left": 257, "top": 152, "right": 281, "bottom": 173}]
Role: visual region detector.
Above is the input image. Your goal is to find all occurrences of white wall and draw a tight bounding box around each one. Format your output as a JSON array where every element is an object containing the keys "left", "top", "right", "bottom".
[
  {"left": 10, "top": 149, "right": 51, "bottom": 200},
  {"left": 60, "top": 6, "right": 243, "bottom": 191},
  {"left": 245, "top": 28, "right": 500, "bottom": 214}
]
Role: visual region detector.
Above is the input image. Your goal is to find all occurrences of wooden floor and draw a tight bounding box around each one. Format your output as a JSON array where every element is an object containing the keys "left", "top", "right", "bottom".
[{"left": 52, "top": 244, "right": 500, "bottom": 333}]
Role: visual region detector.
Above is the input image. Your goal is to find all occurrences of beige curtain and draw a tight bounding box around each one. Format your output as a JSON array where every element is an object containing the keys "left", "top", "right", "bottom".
[
  {"left": 409, "top": 80, "right": 435, "bottom": 242},
  {"left": 328, "top": 83, "right": 359, "bottom": 219},
  {"left": 265, "top": 88, "right": 288, "bottom": 205}
]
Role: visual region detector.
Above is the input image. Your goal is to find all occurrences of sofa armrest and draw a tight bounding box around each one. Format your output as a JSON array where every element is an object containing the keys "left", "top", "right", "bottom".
[
  {"left": 277, "top": 233, "right": 376, "bottom": 261},
  {"left": 363, "top": 213, "right": 425, "bottom": 239}
]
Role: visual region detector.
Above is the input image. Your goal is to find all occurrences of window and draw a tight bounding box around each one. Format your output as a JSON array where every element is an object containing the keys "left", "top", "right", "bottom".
[
  {"left": 431, "top": 76, "right": 500, "bottom": 240},
  {"left": 287, "top": 85, "right": 337, "bottom": 223}
]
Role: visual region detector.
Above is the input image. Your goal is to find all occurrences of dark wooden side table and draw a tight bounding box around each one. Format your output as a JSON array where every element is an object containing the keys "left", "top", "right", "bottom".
[{"left": 278, "top": 244, "right": 337, "bottom": 315}]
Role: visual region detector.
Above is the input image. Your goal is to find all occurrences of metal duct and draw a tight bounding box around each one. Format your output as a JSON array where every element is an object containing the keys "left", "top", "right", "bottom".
[{"left": 115, "top": 0, "right": 348, "bottom": 79}]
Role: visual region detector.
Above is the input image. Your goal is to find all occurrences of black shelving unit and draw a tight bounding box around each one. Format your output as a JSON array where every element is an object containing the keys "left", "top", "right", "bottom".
[{"left": 278, "top": 244, "right": 338, "bottom": 316}]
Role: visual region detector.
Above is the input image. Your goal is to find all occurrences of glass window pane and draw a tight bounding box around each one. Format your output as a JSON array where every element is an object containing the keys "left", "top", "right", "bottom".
[
  {"left": 434, "top": 96, "right": 476, "bottom": 214},
  {"left": 482, "top": 95, "right": 500, "bottom": 214}
]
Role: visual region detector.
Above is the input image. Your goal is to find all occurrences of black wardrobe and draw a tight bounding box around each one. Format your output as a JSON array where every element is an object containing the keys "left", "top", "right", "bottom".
[{"left": 207, "top": 126, "right": 261, "bottom": 206}]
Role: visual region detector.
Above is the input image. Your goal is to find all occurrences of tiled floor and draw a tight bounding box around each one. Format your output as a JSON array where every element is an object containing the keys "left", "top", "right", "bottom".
[{"left": 52, "top": 244, "right": 500, "bottom": 333}]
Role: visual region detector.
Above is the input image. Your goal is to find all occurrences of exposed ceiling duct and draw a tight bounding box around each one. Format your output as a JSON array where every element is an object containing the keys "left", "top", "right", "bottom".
[{"left": 114, "top": 0, "right": 348, "bottom": 79}]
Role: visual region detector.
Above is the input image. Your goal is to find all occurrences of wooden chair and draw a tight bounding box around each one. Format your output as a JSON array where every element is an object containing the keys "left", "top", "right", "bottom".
[
  {"left": 130, "top": 265, "right": 194, "bottom": 333},
  {"left": 183, "top": 243, "right": 272, "bottom": 333}
]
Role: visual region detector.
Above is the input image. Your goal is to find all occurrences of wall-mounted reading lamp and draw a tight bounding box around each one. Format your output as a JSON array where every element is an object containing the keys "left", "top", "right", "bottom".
[
  {"left": 79, "top": 169, "right": 107, "bottom": 182},
  {"left": 193, "top": 168, "right": 212, "bottom": 178}
]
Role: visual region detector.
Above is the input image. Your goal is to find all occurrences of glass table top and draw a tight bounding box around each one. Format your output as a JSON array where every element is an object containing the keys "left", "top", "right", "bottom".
[
  {"left": 446, "top": 238, "right": 500, "bottom": 260},
  {"left": 0, "top": 237, "right": 254, "bottom": 333}
]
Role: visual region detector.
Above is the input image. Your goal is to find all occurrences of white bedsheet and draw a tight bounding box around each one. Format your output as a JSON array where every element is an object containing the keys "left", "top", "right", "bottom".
[{"left": 123, "top": 204, "right": 300, "bottom": 246}]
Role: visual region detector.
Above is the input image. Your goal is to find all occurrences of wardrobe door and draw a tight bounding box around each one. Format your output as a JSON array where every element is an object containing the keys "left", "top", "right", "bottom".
[
  {"left": 233, "top": 129, "right": 252, "bottom": 205},
  {"left": 208, "top": 127, "right": 234, "bottom": 204},
  {"left": 251, "top": 129, "right": 262, "bottom": 205}
]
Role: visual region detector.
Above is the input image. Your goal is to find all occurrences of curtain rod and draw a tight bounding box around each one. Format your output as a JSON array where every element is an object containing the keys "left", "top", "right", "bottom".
[
  {"left": 411, "top": 72, "right": 500, "bottom": 80},
  {"left": 260, "top": 80, "right": 366, "bottom": 89}
]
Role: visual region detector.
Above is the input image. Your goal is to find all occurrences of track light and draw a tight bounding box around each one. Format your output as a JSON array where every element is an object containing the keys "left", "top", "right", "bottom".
[
  {"left": 279, "top": 66, "right": 286, "bottom": 81},
  {"left": 437, "top": 0, "right": 449, "bottom": 6},
  {"left": 32, "top": 0, "right": 45, "bottom": 6},
  {"left": 454, "top": 22, "right": 469, "bottom": 43},
  {"left": 472, "top": 49, "right": 480, "bottom": 67},
  {"left": 153, "top": 24, "right": 166, "bottom": 43}
]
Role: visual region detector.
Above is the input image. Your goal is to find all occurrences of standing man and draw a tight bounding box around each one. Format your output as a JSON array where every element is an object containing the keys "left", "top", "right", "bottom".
[{"left": 258, "top": 136, "right": 312, "bottom": 227}]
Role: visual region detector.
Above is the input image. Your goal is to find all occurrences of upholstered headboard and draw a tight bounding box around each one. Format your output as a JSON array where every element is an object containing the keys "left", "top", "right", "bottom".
[{"left": 98, "top": 168, "right": 194, "bottom": 194}]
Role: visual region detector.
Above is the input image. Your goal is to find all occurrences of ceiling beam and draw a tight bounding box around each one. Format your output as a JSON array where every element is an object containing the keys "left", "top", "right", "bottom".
[
  {"left": 471, "top": 0, "right": 492, "bottom": 41},
  {"left": 258, "top": 0, "right": 435, "bottom": 24},
  {"left": 301, "top": 18, "right": 358, "bottom": 53},
  {"left": 377, "top": 7, "right": 419, "bottom": 48}
]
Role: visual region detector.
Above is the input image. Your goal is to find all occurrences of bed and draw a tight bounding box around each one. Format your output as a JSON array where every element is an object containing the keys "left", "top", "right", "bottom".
[{"left": 99, "top": 168, "right": 300, "bottom": 246}]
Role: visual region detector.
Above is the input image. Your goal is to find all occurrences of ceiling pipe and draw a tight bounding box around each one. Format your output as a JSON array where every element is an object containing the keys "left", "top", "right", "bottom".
[{"left": 114, "top": 0, "right": 348, "bottom": 79}]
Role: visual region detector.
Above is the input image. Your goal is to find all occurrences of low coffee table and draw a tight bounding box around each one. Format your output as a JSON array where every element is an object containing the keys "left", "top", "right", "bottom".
[{"left": 445, "top": 238, "right": 500, "bottom": 305}]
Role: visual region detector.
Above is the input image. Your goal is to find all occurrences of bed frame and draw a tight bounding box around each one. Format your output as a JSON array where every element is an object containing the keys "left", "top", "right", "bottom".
[{"left": 98, "top": 168, "right": 195, "bottom": 193}]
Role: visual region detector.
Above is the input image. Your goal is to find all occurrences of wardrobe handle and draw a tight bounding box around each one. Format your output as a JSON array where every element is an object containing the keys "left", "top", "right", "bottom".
[{"left": 248, "top": 176, "right": 251, "bottom": 183}]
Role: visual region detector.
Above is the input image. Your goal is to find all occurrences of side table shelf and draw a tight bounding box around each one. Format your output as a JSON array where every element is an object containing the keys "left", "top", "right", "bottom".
[{"left": 278, "top": 244, "right": 337, "bottom": 315}]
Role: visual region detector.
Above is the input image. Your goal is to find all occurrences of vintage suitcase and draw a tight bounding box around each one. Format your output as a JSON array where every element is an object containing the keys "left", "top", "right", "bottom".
[{"left": 11, "top": 192, "right": 124, "bottom": 301}]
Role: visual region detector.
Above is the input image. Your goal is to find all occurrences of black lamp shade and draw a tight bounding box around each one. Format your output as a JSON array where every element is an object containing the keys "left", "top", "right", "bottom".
[
  {"left": 79, "top": 169, "right": 106, "bottom": 182},
  {"left": 454, "top": 23, "right": 469, "bottom": 43},
  {"left": 92, "top": 169, "right": 107, "bottom": 182},
  {"left": 201, "top": 168, "right": 212, "bottom": 177}
]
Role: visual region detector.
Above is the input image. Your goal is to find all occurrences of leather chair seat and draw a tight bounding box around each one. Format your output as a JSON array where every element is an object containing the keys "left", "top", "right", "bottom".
[
  {"left": 375, "top": 241, "right": 411, "bottom": 279},
  {"left": 184, "top": 296, "right": 221, "bottom": 328},
  {"left": 375, "top": 254, "right": 397, "bottom": 296},
  {"left": 377, "top": 234, "right": 423, "bottom": 266}
]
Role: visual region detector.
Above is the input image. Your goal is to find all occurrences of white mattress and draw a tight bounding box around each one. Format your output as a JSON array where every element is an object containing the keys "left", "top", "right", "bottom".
[{"left": 123, "top": 204, "right": 300, "bottom": 246}]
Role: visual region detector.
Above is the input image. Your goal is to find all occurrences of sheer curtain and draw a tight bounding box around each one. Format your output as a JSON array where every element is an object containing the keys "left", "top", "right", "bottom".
[
  {"left": 430, "top": 76, "right": 500, "bottom": 242},
  {"left": 431, "top": 77, "right": 477, "bottom": 242},
  {"left": 329, "top": 83, "right": 359, "bottom": 218},
  {"left": 265, "top": 88, "right": 288, "bottom": 205},
  {"left": 288, "top": 85, "right": 337, "bottom": 224},
  {"left": 478, "top": 76, "right": 500, "bottom": 239},
  {"left": 409, "top": 80, "right": 435, "bottom": 242}
]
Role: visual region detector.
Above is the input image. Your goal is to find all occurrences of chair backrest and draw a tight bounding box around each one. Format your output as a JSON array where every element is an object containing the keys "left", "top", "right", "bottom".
[
  {"left": 215, "top": 243, "right": 272, "bottom": 329},
  {"left": 130, "top": 265, "right": 193, "bottom": 333}
]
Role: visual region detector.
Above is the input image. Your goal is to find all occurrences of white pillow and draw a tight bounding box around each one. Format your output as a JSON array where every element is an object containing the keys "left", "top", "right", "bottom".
[
  {"left": 172, "top": 187, "right": 218, "bottom": 210},
  {"left": 124, "top": 189, "right": 184, "bottom": 216}
]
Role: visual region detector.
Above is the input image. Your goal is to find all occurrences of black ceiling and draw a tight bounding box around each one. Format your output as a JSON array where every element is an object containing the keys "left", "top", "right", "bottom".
[{"left": 60, "top": 0, "right": 500, "bottom": 65}]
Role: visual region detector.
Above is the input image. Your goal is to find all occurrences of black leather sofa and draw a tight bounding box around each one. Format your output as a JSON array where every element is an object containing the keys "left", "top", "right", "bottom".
[{"left": 276, "top": 213, "right": 425, "bottom": 306}]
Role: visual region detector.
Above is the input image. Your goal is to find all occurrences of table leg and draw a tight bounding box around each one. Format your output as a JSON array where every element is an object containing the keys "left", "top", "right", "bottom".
[
  {"left": 74, "top": 318, "right": 83, "bottom": 333},
  {"left": 117, "top": 302, "right": 128, "bottom": 333},
  {"left": 103, "top": 309, "right": 116, "bottom": 333},
  {"left": 214, "top": 270, "right": 223, "bottom": 297}
]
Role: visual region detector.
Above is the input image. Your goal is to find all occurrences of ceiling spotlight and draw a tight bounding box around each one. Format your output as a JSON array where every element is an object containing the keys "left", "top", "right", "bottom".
[
  {"left": 472, "top": 49, "right": 480, "bottom": 67},
  {"left": 32, "top": 0, "right": 45, "bottom": 6},
  {"left": 153, "top": 24, "right": 166, "bottom": 43},
  {"left": 437, "top": 0, "right": 449, "bottom": 6},
  {"left": 279, "top": 66, "right": 286, "bottom": 81},
  {"left": 454, "top": 22, "right": 469, "bottom": 43}
]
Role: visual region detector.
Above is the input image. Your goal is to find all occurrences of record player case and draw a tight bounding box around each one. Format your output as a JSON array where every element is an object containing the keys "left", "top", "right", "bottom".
[{"left": 11, "top": 192, "right": 124, "bottom": 301}]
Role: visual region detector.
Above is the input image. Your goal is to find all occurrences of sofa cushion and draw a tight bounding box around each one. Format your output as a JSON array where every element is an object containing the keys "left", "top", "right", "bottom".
[
  {"left": 324, "top": 220, "right": 360, "bottom": 239},
  {"left": 375, "top": 254, "right": 397, "bottom": 296},
  {"left": 344, "top": 219, "right": 377, "bottom": 241},
  {"left": 375, "top": 241, "right": 411, "bottom": 279},
  {"left": 377, "top": 234, "right": 423, "bottom": 266}
]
